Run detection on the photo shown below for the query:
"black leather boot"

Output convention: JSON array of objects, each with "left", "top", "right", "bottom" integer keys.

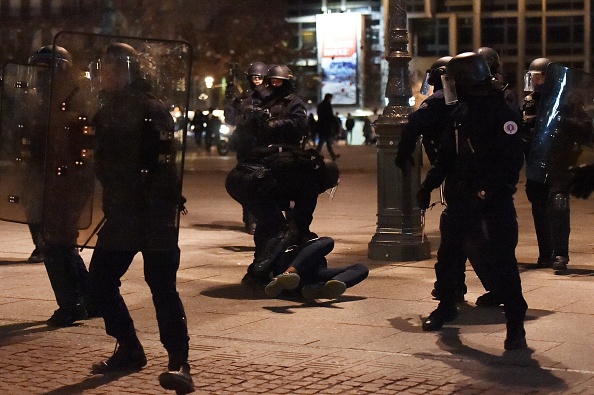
[
  {"left": 159, "top": 359, "right": 195, "bottom": 394},
  {"left": 504, "top": 321, "right": 527, "bottom": 350},
  {"left": 91, "top": 341, "right": 147, "bottom": 374},
  {"left": 422, "top": 303, "right": 458, "bottom": 331}
]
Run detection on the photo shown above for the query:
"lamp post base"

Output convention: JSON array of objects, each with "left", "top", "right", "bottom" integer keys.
[{"left": 368, "top": 233, "right": 431, "bottom": 261}]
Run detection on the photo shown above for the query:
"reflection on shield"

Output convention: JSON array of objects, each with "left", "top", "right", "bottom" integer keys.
[
  {"left": 42, "top": 31, "right": 192, "bottom": 251},
  {"left": 0, "top": 63, "right": 50, "bottom": 224},
  {"left": 526, "top": 63, "right": 594, "bottom": 184}
]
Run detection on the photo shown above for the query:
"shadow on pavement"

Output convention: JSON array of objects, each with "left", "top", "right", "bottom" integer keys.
[
  {"left": 40, "top": 371, "right": 133, "bottom": 395},
  {"left": 387, "top": 309, "right": 566, "bottom": 391},
  {"left": 0, "top": 320, "right": 58, "bottom": 345},
  {"left": 388, "top": 305, "right": 554, "bottom": 331},
  {"left": 263, "top": 295, "right": 367, "bottom": 314},
  {"left": 200, "top": 283, "right": 268, "bottom": 300},
  {"left": 191, "top": 222, "right": 246, "bottom": 233},
  {"left": 221, "top": 245, "right": 255, "bottom": 253},
  {"left": 436, "top": 327, "right": 568, "bottom": 392},
  {"left": 0, "top": 259, "right": 36, "bottom": 266}
]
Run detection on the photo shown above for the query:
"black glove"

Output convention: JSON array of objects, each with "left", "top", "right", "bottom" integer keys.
[
  {"left": 416, "top": 187, "right": 432, "bottom": 210},
  {"left": 395, "top": 152, "right": 415, "bottom": 170},
  {"left": 266, "top": 119, "right": 283, "bottom": 130}
]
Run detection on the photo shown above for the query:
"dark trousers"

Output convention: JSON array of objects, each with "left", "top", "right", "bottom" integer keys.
[
  {"left": 273, "top": 237, "right": 369, "bottom": 288},
  {"left": 89, "top": 247, "right": 189, "bottom": 357},
  {"left": 526, "top": 178, "right": 570, "bottom": 259},
  {"left": 436, "top": 200, "right": 527, "bottom": 323},
  {"left": 316, "top": 135, "right": 338, "bottom": 160},
  {"left": 43, "top": 245, "right": 89, "bottom": 310},
  {"left": 435, "top": 207, "right": 491, "bottom": 294},
  {"left": 526, "top": 179, "right": 553, "bottom": 261}
]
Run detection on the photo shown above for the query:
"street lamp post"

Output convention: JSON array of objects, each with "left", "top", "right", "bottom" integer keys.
[{"left": 368, "top": 0, "right": 431, "bottom": 261}]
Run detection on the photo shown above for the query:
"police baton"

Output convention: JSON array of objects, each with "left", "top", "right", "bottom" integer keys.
[{"left": 79, "top": 215, "right": 106, "bottom": 251}]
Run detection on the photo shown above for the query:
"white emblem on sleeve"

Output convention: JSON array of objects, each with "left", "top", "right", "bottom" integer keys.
[{"left": 503, "top": 121, "right": 518, "bottom": 135}]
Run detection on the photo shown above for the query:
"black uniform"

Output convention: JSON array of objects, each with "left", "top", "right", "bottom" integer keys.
[
  {"left": 39, "top": 67, "right": 94, "bottom": 326},
  {"left": 232, "top": 86, "right": 268, "bottom": 232},
  {"left": 522, "top": 92, "right": 554, "bottom": 266},
  {"left": 396, "top": 89, "right": 451, "bottom": 166},
  {"left": 226, "top": 145, "right": 331, "bottom": 280},
  {"left": 256, "top": 88, "right": 307, "bottom": 148},
  {"left": 234, "top": 86, "right": 268, "bottom": 163},
  {"left": 420, "top": 90, "right": 527, "bottom": 332},
  {"left": 397, "top": 90, "right": 493, "bottom": 302},
  {"left": 88, "top": 83, "right": 189, "bottom": 365}
]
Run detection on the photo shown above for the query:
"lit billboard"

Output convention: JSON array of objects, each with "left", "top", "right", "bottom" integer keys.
[{"left": 316, "top": 13, "right": 362, "bottom": 105}]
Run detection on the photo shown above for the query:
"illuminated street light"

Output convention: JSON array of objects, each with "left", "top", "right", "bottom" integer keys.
[{"left": 204, "top": 76, "right": 214, "bottom": 89}]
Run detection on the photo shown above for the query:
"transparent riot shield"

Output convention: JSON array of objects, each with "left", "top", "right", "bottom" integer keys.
[
  {"left": 526, "top": 64, "right": 594, "bottom": 184},
  {"left": 43, "top": 31, "right": 192, "bottom": 250},
  {"left": 0, "top": 63, "right": 51, "bottom": 224}
]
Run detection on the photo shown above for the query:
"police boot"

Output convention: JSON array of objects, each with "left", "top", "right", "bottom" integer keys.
[
  {"left": 159, "top": 356, "right": 195, "bottom": 394},
  {"left": 91, "top": 339, "right": 147, "bottom": 374},
  {"left": 46, "top": 303, "right": 88, "bottom": 327},
  {"left": 475, "top": 291, "right": 504, "bottom": 307},
  {"left": 252, "top": 228, "right": 298, "bottom": 278},
  {"left": 422, "top": 302, "right": 457, "bottom": 331},
  {"left": 552, "top": 256, "right": 569, "bottom": 271},
  {"left": 504, "top": 321, "right": 527, "bottom": 351}
]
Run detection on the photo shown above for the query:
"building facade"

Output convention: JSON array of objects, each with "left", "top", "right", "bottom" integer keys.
[{"left": 288, "top": 0, "right": 593, "bottom": 107}]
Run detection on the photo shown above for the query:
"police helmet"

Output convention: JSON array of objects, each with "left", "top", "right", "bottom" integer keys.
[
  {"left": 476, "top": 47, "right": 501, "bottom": 74},
  {"left": 245, "top": 61, "right": 268, "bottom": 79},
  {"left": 266, "top": 64, "right": 293, "bottom": 81},
  {"left": 28, "top": 45, "right": 72, "bottom": 68},
  {"left": 90, "top": 42, "right": 141, "bottom": 92},
  {"left": 420, "top": 56, "right": 452, "bottom": 94},
  {"left": 528, "top": 57, "right": 552, "bottom": 73},
  {"left": 524, "top": 57, "right": 552, "bottom": 92},
  {"left": 447, "top": 52, "right": 492, "bottom": 88},
  {"left": 104, "top": 42, "right": 139, "bottom": 67}
]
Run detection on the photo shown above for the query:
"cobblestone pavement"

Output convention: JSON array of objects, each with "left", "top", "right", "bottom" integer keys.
[{"left": 0, "top": 145, "right": 593, "bottom": 394}]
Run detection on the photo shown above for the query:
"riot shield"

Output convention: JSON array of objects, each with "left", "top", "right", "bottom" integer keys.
[
  {"left": 42, "top": 31, "right": 192, "bottom": 250},
  {"left": 0, "top": 63, "right": 51, "bottom": 224},
  {"left": 526, "top": 63, "right": 594, "bottom": 183}
]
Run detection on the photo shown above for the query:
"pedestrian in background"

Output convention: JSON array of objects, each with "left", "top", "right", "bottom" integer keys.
[
  {"left": 316, "top": 93, "right": 340, "bottom": 160},
  {"left": 362, "top": 116, "right": 375, "bottom": 145},
  {"left": 344, "top": 113, "right": 354, "bottom": 145}
]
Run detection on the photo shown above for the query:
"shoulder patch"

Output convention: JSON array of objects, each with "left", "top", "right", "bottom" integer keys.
[
  {"left": 419, "top": 102, "right": 429, "bottom": 110},
  {"left": 503, "top": 121, "right": 518, "bottom": 135}
]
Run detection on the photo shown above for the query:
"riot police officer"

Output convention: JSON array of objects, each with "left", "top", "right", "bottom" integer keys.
[
  {"left": 257, "top": 64, "right": 307, "bottom": 147},
  {"left": 522, "top": 58, "right": 554, "bottom": 268},
  {"left": 396, "top": 56, "right": 494, "bottom": 305},
  {"left": 417, "top": 52, "right": 528, "bottom": 350},
  {"left": 86, "top": 42, "right": 194, "bottom": 394},
  {"left": 27, "top": 45, "right": 93, "bottom": 326},
  {"left": 226, "top": 144, "right": 339, "bottom": 284},
  {"left": 235, "top": 61, "right": 269, "bottom": 162},
  {"left": 524, "top": 60, "right": 593, "bottom": 272},
  {"left": 396, "top": 56, "right": 452, "bottom": 168},
  {"left": 233, "top": 61, "right": 269, "bottom": 233},
  {"left": 477, "top": 46, "right": 519, "bottom": 109}
]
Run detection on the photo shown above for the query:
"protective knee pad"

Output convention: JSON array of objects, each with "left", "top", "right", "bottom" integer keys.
[{"left": 550, "top": 193, "right": 569, "bottom": 212}]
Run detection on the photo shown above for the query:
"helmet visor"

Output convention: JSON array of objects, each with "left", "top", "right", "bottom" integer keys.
[
  {"left": 441, "top": 75, "right": 457, "bottom": 105},
  {"left": 524, "top": 70, "right": 545, "bottom": 92},
  {"left": 420, "top": 71, "right": 432, "bottom": 95},
  {"left": 89, "top": 55, "right": 135, "bottom": 93}
]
